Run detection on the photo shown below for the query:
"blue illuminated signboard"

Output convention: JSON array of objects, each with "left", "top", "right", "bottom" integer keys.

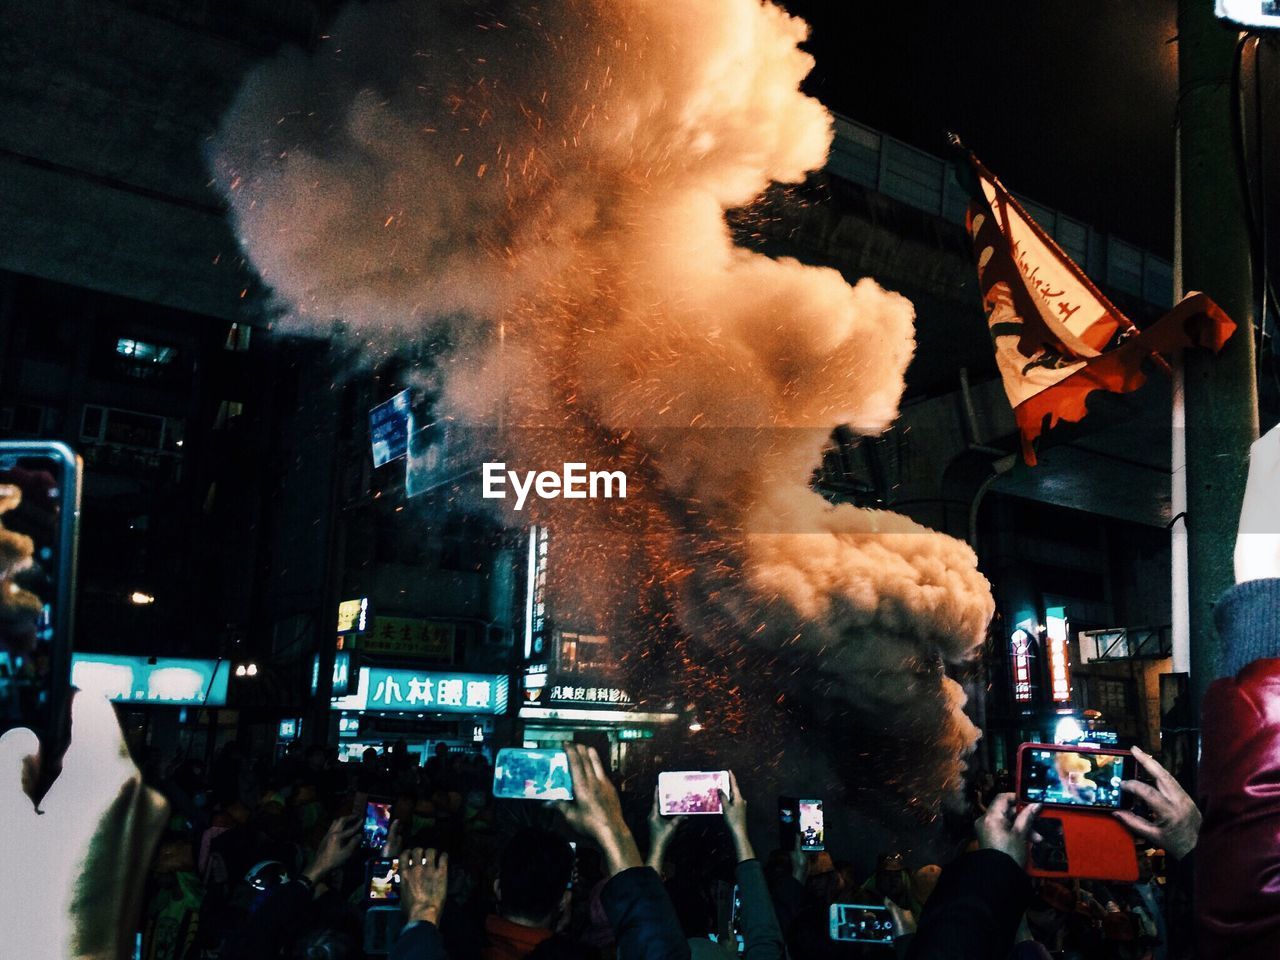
[
  {"left": 369, "top": 390, "right": 411, "bottom": 467},
  {"left": 331, "top": 667, "right": 509, "bottom": 715},
  {"left": 71, "top": 654, "right": 231, "bottom": 706},
  {"left": 311, "top": 651, "right": 352, "bottom": 697},
  {"left": 278, "top": 718, "right": 300, "bottom": 741}
]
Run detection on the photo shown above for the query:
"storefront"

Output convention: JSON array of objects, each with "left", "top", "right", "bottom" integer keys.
[
  {"left": 330, "top": 665, "right": 511, "bottom": 762},
  {"left": 518, "top": 668, "right": 679, "bottom": 772}
]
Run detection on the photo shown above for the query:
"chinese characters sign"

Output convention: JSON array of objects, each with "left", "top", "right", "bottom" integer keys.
[
  {"left": 524, "top": 526, "right": 549, "bottom": 659},
  {"left": 71, "top": 654, "right": 230, "bottom": 706},
  {"left": 1010, "top": 628, "right": 1033, "bottom": 704},
  {"left": 369, "top": 389, "right": 411, "bottom": 467},
  {"left": 1046, "top": 607, "right": 1072, "bottom": 704},
  {"left": 331, "top": 667, "right": 508, "bottom": 715},
  {"left": 548, "top": 684, "right": 633, "bottom": 707},
  {"left": 363, "top": 616, "right": 455, "bottom": 661}
]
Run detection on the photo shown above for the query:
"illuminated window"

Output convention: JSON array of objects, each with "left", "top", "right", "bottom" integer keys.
[
  {"left": 114, "top": 338, "right": 178, "bottom": 382},
  {"left": 224, "top": 323, "right": 252, "bottom": 352}
]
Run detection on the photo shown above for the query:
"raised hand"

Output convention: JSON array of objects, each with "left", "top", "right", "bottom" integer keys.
[
  {"left": 553, "top": 743, "right": 642, "bottom": 876},
  {"left": 976, "top": 793, "right": 1042, "bottom": 868},
  {"left": 718, "top": 770, "right": 754, "bottom": 862},
  {"left": 400, "top": 847, "right": 449, "bottom": 927},
  {"left": 1113, "top": 746, "right": 1201, "bottom": 860},
  {"left": 382, "top": 818, "right": 404, "bottom": 859},
  {"left": 646, "top": 786, "right": 685, "bottom": 873},
  {"left": 302, "top": 814, "right": 362, "bottom": 887}
]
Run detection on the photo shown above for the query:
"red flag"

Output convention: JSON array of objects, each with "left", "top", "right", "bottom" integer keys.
[{"left": 962, "top": 152, "right": 1236, "bottom": 464}]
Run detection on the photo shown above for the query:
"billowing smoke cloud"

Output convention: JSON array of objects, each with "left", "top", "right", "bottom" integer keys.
[{"left": 213, "top": 0, "right": 994, "bottom": 809}]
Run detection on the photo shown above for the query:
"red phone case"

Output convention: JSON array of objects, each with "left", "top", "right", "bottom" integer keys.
[{"left": 1015, "top": 743, "right": 1139, "bottom": 882}]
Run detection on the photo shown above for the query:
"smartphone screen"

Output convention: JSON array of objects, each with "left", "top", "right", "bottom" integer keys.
[
  {"left": 657, "top": 770, "right": 730, "bottom": 815},
  {"left": 829, "top": 903, "right": 895, "bottom": 944},
  {"left": 1019, "top": 747, "right": 1131, "bottom": 809},
  {"left": 367, "top": 857, "right": 400, "bottom": 902},
  {"left": 798, "top": 799, "right": 825, "bottom": 851},
  {"left": 0, "top": 443, "right": 81, "bottom": 765},
  {"left": 492, "top": 747, "right": 574, "bottom": 800},
  {"left": 363, "top": 800, "right": 392, "bottom": 848}
]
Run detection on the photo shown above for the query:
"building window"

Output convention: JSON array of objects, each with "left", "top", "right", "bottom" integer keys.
[
  {"left": 81, "top": 404, "right": 181, "bottom": 453},
  {"left": 115, "top": 338, "right": 177, "bottom": 380},
  {"left": 1094, "top": 679, "right": 1128, "bottom": 715},
  {"left": 213, "top": 400, "right": 244, "bottom": 430},
  {"left": 224, "top": 323, "right": 252, "bottom": 352},
  {"left": 557, "top": 632, "right": 612, "bottom": 674}
]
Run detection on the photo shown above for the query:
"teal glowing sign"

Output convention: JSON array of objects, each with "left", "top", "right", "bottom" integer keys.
[
  {"left": 71, "top": 654, "right": 230, "bottom": 706},
  {"left": 331, "top": 667, "right": 508, "bottom": 715}
]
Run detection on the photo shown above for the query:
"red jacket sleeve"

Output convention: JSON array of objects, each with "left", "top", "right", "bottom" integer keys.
[{"left": 1196, "top": 579, "right": 1280, "bottom": 959}]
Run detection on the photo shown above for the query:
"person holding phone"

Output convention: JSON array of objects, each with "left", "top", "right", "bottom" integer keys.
[
  {"left": 647, "top": 770, "right": 785, "bottom": 960},
  {"left": 555, "top": 744, "right": 691, "bottom": 960},
  {"left": 718, "top": 772, "right": 786, "bottom": 960},
  {"left": 1196, "top": 422, "right": 1280, "bottom": 959}
]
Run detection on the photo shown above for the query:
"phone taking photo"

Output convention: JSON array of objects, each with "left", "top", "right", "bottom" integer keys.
[
  {"left": 798, "top": 798, "right": 825, "bottom": 851},
  {"left": 829, "top": 903, "right": 895, "bottom": 944},
  {"left": 0, "top": 442, "right": 82, "bottom": 792},
  {"left": 657, "top": 770, "right": 730, "bottom": 816},
  {"left": 492, "top": 747, "right": 574, "bottom": 800},
  {"left": 366, "top": 857, "right": 400, "bottom": 902},
  {"left": 1017, "top": 744, "right": 1135, "bottom": 810},
  {"left": 363, "top": 799, "right": 392, "bottom": 849}
]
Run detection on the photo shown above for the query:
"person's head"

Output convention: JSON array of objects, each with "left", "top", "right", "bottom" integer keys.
[
  {"left": 306, "top": 746, "right": 326, "bottom": 771},
  {"left": 875, "top": 852, "right": 907, "bottom": 898},
  {"left": 495, "top": 828, "right": 575, "bottom": 928},
  {"left": 434, "top": 742, "right": 449, "bottom": 759},
  {"left": 911, "top": 864, "right": 942, "bottom": 905}
]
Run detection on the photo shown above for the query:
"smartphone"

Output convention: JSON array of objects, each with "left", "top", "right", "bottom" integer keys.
[
  {"left": 492, "top": 747, "right": 574, "bottom": 800},
  {"left": 730, "top": 883, "right": 745, "bottom": 955},
  {"left": 363, "top": 799, "right": 392, "bottom": 848},
  {"left": 829, "top": 903, "right": 896, "bottom": 944},
  {"left": 0, "top": 443, "right": 82, "bottom": 788},
  {"left": 798, "top": 798, "right": 825, "bottom": 851},
  {"left": 1017, "top": 743, "right": 1134, "bottom": 810},
  {"left": 366, "top": 857, "right": 400, "bottom": 903},
  {"left": 657, "top": 770, "right": 730, "bottom": 816}
]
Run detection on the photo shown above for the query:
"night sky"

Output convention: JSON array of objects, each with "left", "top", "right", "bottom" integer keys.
[{"left": 782, "top": 0, "right": 1276, "bottom": 264}]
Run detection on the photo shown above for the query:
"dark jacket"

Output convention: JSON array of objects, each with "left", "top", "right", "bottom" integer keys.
[
  {"left": 392, "top": 919, "right": 451, "bottom": 960},
  {"left": 1196, "top": 578, "right": 1280, "bottom": 959},
  {"left": 600, "top": 866, "right": 692, "bottom": 960},
  {"left": 905, "top": 849, "right": 1031, "bottom": 960},
  {"left": 734, "top": 859, "right": 786, "bottom": 960},
  {"left": 221, "top": 880, "right": 347, "bottom": 959},
  {"left": 392, "top": 866, "right": 687, "bottom": 960}
]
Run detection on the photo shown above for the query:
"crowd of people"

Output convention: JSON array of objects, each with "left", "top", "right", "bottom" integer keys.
[
  {"left": 8, "top": 419, "right": 1280, "bottom": 960},
  {"left": 12, "top": 726, "right": 1201, "bottom": 960}
]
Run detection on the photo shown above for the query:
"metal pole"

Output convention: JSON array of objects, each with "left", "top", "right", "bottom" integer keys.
[
  {"left": 1178, "top": 0, "right": 1258, "bottom": 715},
  {"left": 1171, "top": 129, "right": 1190, "bottom": 677}
]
